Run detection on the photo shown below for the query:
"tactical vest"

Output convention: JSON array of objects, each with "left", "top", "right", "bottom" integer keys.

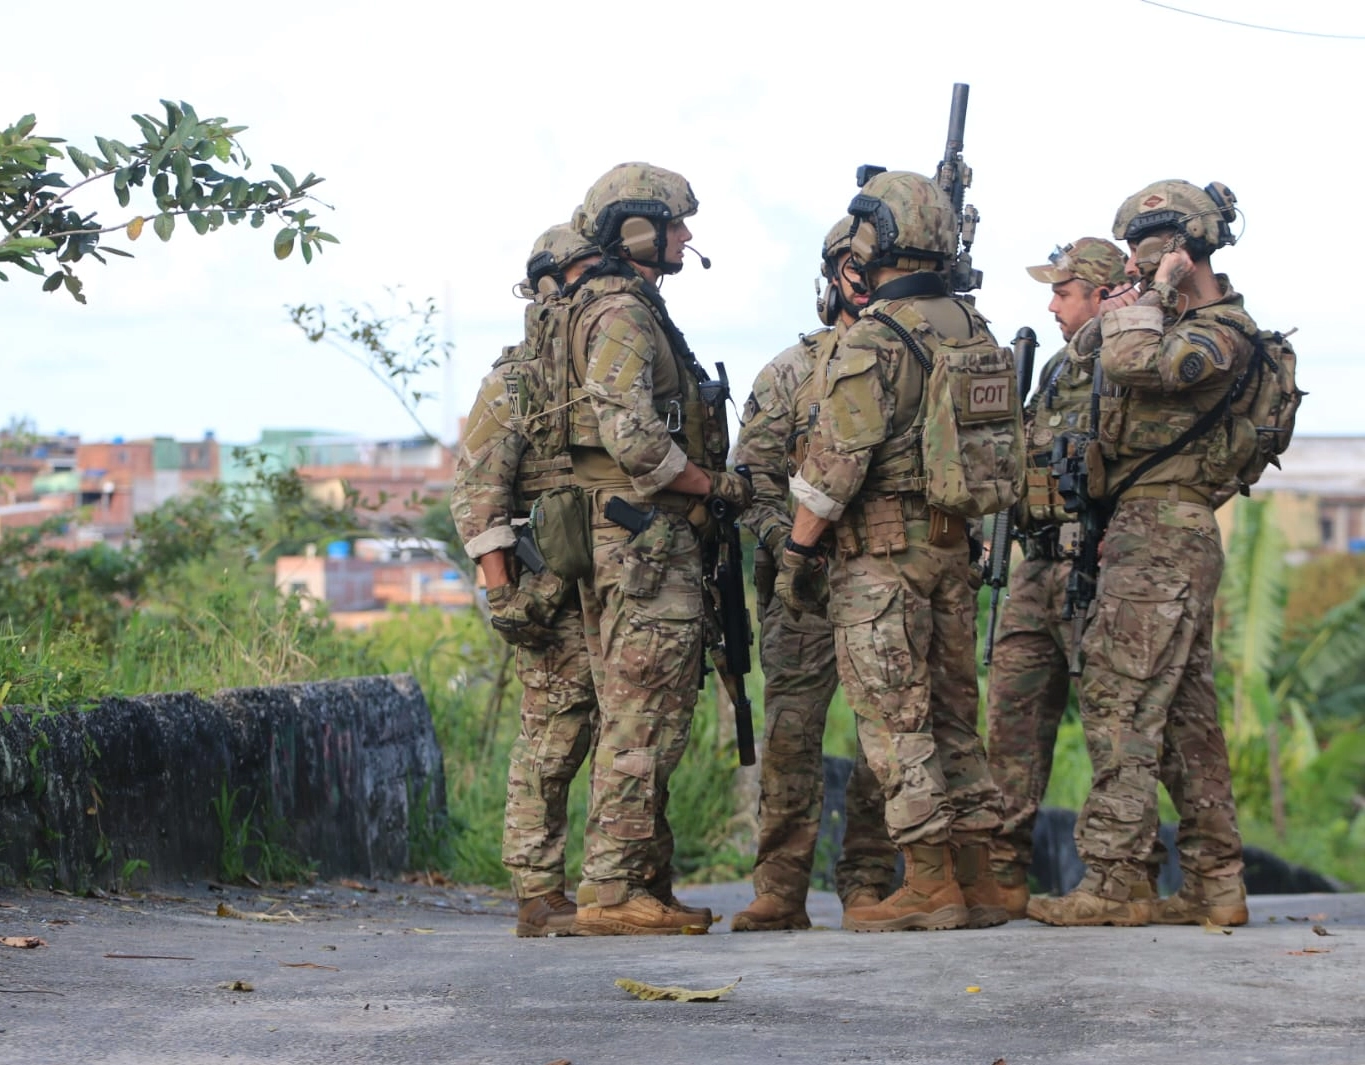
[
  {"left": 1096, "top": 291, "right": 1256, "bottom": 497},
  {"left": 856, "top": 293, "right": 990, "bottom": 495},
  {"left": 566, "top": 272, "right": 729, "bottom": 487},
  {"left": 487, "top": 319, "right": 575, "bottom": 507},
  {"left": 785, "top": 328, "right": 834, "bottom": 477},
  {"left": 1023, "top": 335, "right": 1097, "bottom": 527}
]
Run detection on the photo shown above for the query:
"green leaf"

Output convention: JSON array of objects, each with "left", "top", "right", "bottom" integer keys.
[
  {"left": 152, "top": 172, "right": 169, "bottom": 201},
  {"left": 313, "top": 231, "right": 340, "bottom": 245},
  {"left": 207, "top": 209, "right": 224, "bottom": 228},
  {"left": 273, "top": 228, "right": 295, "bottom": 260},
  {"left": 131, "top": 113, "right": 161, "bottom": 145},
  {"left": 270, "top": 164, "right": 298, "bottom": 193},
  {"left": 42, "top": 271, "right": 64, "bottom": 292},
  {"left": 153, "top": 213, "right": 175, "bottom": 241},
  {"left": 250, "top": 210, "right": 264, "bottom": 229},
  {"left": 188, "top": 211, "right": 209, "bottom": 235},
  {"left": 213, "top": 137, "right": 231, "bottom": 162},
  {"left": 95, "top": 136, "right": 117, "bottom": 164},
  {"left": 115, "top": 183, "right": 131, "bottom": 209},
  {"left": 173, "top": 152, "right": 192, "bottom": 194},
  {"left": 68, "top": 147, "right": 94, "bottom": 177},
  {"left": 113, "top": 167, "right": 129, "bottom": 191},
  {"left": 64, "top": 273, "right": 86, "bottom": 304},
  {"left": 301, "top": 240, "right": 313, "bottom": 264}
]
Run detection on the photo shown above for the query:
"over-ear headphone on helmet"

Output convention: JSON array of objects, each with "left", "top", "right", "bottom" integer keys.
[
  {"left": 1203, "top": 182, "right": 1238, "bottom": 250},
  {"left": 815, "top": 260, "right": 844, "bottom": 326}
]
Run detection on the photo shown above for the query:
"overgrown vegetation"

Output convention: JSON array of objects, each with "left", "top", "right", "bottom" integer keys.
[{"left": 2, "top": 459, "right": 1362, "bottom": 891}]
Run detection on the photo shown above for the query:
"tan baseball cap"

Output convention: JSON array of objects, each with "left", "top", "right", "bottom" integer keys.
[{"left": 1026, "top": 237, "right": 1127, "bottom": 288}]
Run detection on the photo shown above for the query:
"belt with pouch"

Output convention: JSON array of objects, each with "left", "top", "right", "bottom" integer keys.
[{"left": 1121, "top": 483, "right": 1211, "bottom": 507}]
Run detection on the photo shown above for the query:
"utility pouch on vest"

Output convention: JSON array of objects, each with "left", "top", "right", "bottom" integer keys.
[
  {"left": 529, "top": 484, "right": 593, "bottom": 582},
  {"left": 1025, "top": 463, "right": 1068, "bottom": 526},
  {"left": 920, "top": 336, "right": 1023, "bottom": 519},
  {"left": 860, "top": 495, "right": 910, "bottom": 556},
  {"left": 927, "top": 506, "right": 967, "bottom": 548}
]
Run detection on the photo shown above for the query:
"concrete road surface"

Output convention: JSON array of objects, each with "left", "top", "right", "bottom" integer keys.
[{"left": 1, "top": 879, "right": 1361, "bottom": 1065}]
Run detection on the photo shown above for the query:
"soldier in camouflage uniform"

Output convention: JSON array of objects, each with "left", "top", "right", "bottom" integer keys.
[
  {"left": 560, "top": 163, "right": 753, "bottom": 936},
  {"left": 1029, "top": 180, "right": 1251, "bottom": 928},
  {"left": 449, "top": 223, "right": 601, "bottom": 936},
  {"left": 986, "top": 237, "right": 1130, "bottom": 918},
  {"left": 730, "top": 217, "right": 897, "bottom": 932},
  {"left": 778, "top": 172, "right": 1009, "bottom": 932}
]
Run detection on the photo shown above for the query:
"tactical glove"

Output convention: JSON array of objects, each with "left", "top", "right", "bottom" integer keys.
[
  {"left": 486, "top": 582, "right": 557, "bottom": 649},
  {"left": 773, "top": 548, "right": 829, "bottom": 619},
  {"left": 707, "top": 471, "right": 754, "bottom": 516}
]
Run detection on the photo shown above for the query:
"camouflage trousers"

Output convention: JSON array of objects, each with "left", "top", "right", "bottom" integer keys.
[
  {"left": 985, "top": 555, "right": 1075, "bottom": 874},
  {"left": 576, "top": 505, "right": 704, "bottom": 908},
  {"left": 502, "top": 587, "right": 597, "bottom": 900},
  {"left": 1076, "top": 497, "right": 1243, "bottom": 897},
  {"left": 752, "top": 593, "right": 896, "bottom": 905},
  {"left": 827, "top": 522, "right": 1003, "bottom": 849}
]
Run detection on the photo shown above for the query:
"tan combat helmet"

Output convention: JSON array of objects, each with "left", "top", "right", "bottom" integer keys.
[
  {"left": 1026, "top": 237, "right": 1128, "bottom": 291},
  {"left": 847, "top": 171, "right": 957, "bottom": 271},
  {"left": 522, "top": 217, "right": 597, "bottom": 298},
  {"left": 1113, "top": 180, "right": 1239, "bottom": 259},
  {"left": 576, "top": 162, "right": 698, "bottom": 274},
  {"left": 816, "top": 214, "right": 858, "bottom": 325}
]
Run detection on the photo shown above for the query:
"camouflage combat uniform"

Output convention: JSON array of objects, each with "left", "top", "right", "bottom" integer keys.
[
  {"left": 449, "top": 308, "right": 597, "bottom": 904},
  {"left": 1070, "top": 278, "right": 1252, "bottom": 903},
  {"left": 792, "top": 278, "right": 1005, "bottom": 860},
  {"left": 735, "top": 326, "right": 896, "bottom": 908},
  {"left": 567, "top": 268, "right": 728, "bottom": 909},
  {"left": 986, "top": 334, "right": 1095, "bottom": 882}
]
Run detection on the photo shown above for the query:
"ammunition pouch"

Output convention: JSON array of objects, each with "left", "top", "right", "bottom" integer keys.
[{"left": 832, "top": 492, "right": 957, "bottom": 559}]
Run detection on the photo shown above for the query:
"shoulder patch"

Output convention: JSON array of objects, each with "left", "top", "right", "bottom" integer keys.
[{"left": 1178, "top": 352, "right": 1205, "bottom": 383}]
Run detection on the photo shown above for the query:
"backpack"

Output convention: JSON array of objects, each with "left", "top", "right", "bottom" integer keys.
[
  {"left": 872, "top": 309, "right": 1025, "bottom": 518},
  {"left": 499, "top": 292, "right": 585, "bottom": 462},
  {"left": 1232, "top": 328, "right": 1303, "bottom": 488}
]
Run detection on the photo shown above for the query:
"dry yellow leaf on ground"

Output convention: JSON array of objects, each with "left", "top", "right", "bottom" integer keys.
[
  {"left": 1201, "top": 918, "right": 1233, "bottom": 935},
  {"left": 614, "top": 977, "right": 740, "bottom": 1002},
  {"left": 216, "top": 902, "right": 302, "bottom": 923},
  {"left": 2, "top": 936, "right": 46, "bottom": 949}
]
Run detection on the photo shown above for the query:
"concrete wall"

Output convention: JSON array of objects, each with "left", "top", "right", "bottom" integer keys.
[{"left": 0, "top": 674, "right": 446, "bottom": 889}]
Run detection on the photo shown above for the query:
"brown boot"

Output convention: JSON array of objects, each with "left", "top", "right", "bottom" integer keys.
[
  {"left": 656, "top": 893, "right": 715, "bottom": 926},
  {"left": 1027, "top": 879, "right": 1154, "bottom": 927},
  {"left": 515, "top": 891, "right": 578, "bottom": 937},
  {"left": 842, "top": 844, "right": 968, "bottom": 932},
  {"left": 955, "top": 844, "right": 1009, "bottom": 929},
  {"left": 572, "top": 890, "right": 709, "bottom": 936},
  {"left": 994, "top": 863, "right": 1031, "bottom": 920},
  {"left": 731, "top": 893, "right": 811, "bottom": 932},
  {"left": 1153, "top": 876, "right": 1248, "bottom": 927}
]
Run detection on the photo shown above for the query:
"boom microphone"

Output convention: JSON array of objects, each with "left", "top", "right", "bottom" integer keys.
[{"left": 685, "top": 244, "right": 711, "bottom": 269}]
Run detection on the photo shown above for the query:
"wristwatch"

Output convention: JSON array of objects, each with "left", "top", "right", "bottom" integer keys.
[{"left": 784, "top": 536, "right": 823, "bottom": 559}]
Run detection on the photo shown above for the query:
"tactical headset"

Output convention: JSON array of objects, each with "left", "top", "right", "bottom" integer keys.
[{"left": 596, "top": 200, "right": 679, "bottom": 274}]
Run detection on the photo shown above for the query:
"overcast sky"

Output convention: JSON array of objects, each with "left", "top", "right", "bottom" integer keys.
[{"left": 7, "top": 0, "right": 1362, "bottom": 447}]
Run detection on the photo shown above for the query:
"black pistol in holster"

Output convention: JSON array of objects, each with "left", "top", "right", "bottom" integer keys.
[
  {"left": 983, "top": 325, "right": 1037, "bottom": 665},
  {"left": 702, "top": 465, "right": 756, "bottom": 767},
  {"left": 513, "top": 523, "right": 548, "bottom": 575}
]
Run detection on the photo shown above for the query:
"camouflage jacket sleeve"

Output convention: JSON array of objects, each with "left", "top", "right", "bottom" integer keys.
[
  {"left": 791, "top": 318, "right": 893, "bottom": 520},
  {"left": 1099, "top": 291, "right": 1253, "bottom": 395},
  {"left": 734, "top": 340, "right": 810, "bottom": 549},
  {"left": 579, "top": 295, "right": 688, "bottom": 494},
  {"left": 449, "top": 357, "right": 527, "bottom": 559}
]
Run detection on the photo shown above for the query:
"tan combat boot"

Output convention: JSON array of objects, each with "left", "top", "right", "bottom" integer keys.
[
  {"left": 994, "top": 863, "right": 1031, "bottom": 920},
  {"left": 731, "top": 893, "right": 811, "bottom": 932},
  {"left": 1027, "top": 878, "right": 1155, "bottom": 927},
  {"left": 1153, "top": 876, "right": 1248, "bottom": 927},
  {"left": 842, "top": 844, "right": 969, "bottom": 932},
  {"left": 955, "top": 843, "right": 1009, "bottom": 928},
  {"left": 648, "top": 887, "right": 714, "bottom": 927},
  {"left": 515, "top": 890, "right": 578, "bottom": 937},
  {"left": 572, "top": 890, "right": 709, "bottom": 936}
]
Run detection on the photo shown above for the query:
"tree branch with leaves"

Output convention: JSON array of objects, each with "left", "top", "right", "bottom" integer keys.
[{"left": 1, "top": 100, "right": 337, "bottom": 303}]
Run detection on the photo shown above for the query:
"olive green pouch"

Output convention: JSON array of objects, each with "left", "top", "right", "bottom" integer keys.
[{"left": 529, "top": 484, "right": 593, "bottom": 582}]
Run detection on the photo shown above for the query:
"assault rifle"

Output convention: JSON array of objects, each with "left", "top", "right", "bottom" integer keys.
[
  {"left": 1051, "top": 362, "right": 1111, "bottom": 675},
  {"left": 983, "top": 326, "right": 1037, "bottom": 665},
  {"left": 935, "top": 82, "right": 983, "bottom": 297},
  {"left": 704, "top": 465, "right": 756, "bottom": 767}
]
